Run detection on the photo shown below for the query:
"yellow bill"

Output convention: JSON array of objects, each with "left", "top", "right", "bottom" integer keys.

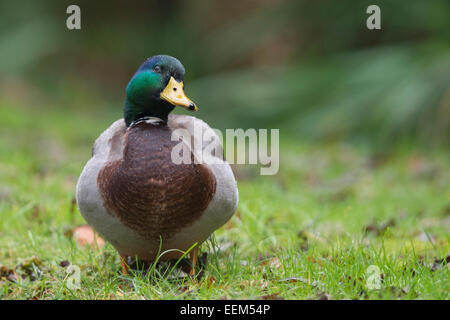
[{"left": 160, "top": 76, "right": 198, "bottom": 111}]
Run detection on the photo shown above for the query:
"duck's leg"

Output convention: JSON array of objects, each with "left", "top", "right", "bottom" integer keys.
[
  {"left": 189, "top": 246, "right": 199, "bottom": 277},
  {"left": 119, "top": 254, "right": 128, "bottom": 275}
]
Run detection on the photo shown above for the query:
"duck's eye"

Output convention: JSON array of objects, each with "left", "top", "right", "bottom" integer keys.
[{"left": 153, "top": 65, "right": 161, "bottom": 73}]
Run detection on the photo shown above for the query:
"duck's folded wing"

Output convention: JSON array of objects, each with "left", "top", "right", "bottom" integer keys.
[
  {"left": 91, "top": 119, "right": 127, "bottom": 162},
  {"left": 76, "top": 119, "right": 127, "bottom": 220}
]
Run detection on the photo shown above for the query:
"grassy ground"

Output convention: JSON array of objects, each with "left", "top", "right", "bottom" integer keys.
[{"left": 0, "top": 97, "right": 449, "bottom": 300}]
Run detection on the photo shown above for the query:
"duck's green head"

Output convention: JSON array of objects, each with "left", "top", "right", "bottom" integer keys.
[{"left": 124, "top": 55, "right": 197, "bottom": 126}]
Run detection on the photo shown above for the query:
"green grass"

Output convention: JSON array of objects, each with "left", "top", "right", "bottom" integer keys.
[{"left": 0, "top": 99, "right": 449, "bottom": 300}]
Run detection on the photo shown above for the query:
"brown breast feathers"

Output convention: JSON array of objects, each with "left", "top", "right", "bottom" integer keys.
[{"left": 97, "top": 121, "right": 216, "bottom": 241}]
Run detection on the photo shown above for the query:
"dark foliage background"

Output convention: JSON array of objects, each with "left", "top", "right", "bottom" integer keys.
[{"left": 1, "top": 0, "right": 449, "bottom": 146}]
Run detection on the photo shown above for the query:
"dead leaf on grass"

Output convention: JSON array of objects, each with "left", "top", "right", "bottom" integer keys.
[
  {"left": 260, "top": 292, "right": 284, "bottom": 300},
  {"left": 73, "top": 225, "right": 105, "bottom": 248}
]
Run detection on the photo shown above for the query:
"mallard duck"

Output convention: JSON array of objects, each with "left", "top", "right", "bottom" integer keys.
[{"left": 76, "top": 55, "right": 238, "bottom": 275}]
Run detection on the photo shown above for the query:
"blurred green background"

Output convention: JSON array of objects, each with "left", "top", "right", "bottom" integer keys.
[
  {"left": 1, "top": 0, "right": 449, "bottom": 147},
  {"left": 0, "top": 0, "right": 449, "bottom": 300}
]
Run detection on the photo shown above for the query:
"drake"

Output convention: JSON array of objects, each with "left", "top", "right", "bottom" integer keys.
[{"left": 76, "top": 55, "right": 238, "bottom": 275}]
